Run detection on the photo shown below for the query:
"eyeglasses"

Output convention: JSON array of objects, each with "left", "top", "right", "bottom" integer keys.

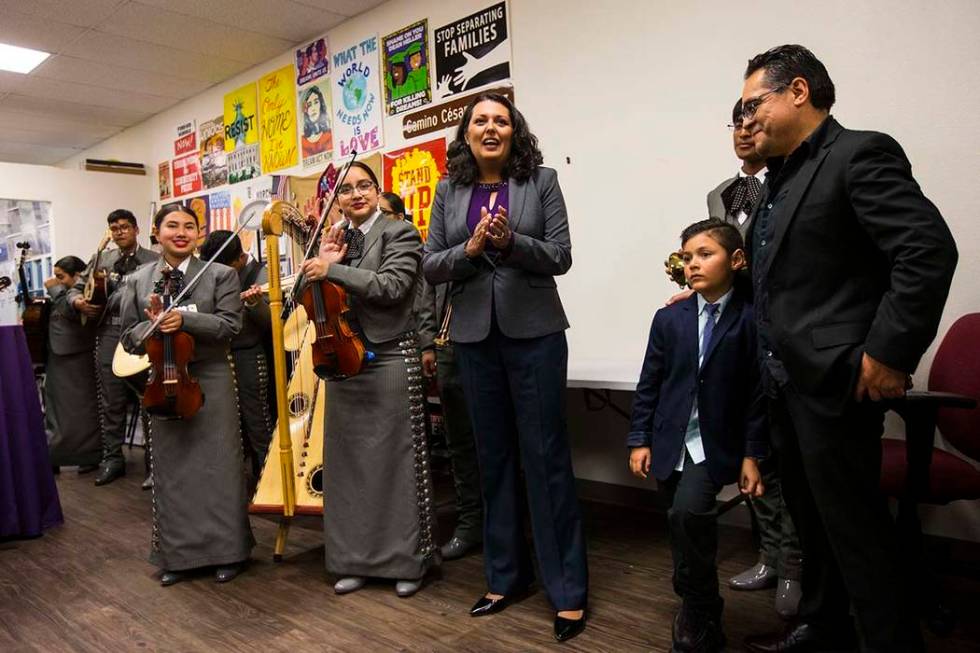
[
  {"left": 378, "top": 208, "right": 397, "bottom": 217},
  {"left": 109, "top": 224, "right": 134, "bottom": 234},
  {"left": 740, "top": 85, "right": 787, "bottom": 122},
  {"left": 337, "top": 180, "right": 377, "bottom": 197},
  {"left": 726, "top": 121, "right": 745, "bottom": 132}
]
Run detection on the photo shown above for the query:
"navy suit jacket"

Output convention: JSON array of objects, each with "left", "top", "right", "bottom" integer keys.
[{"left": 627, "top": 289, "right": 768, "bottom": 486}]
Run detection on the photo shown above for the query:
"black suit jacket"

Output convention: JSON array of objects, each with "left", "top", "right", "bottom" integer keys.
[
  {"left": 627, "top": 290, "right": 767, "bottom": 486},
  {"left": 748, "top": 117, "right": 957, "bottom": 403}
]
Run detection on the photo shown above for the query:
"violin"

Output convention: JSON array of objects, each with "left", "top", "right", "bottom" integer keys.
[
  {"left": 142, "top": 271, "right": 204, "bottom": 420},
  {"left": 290, "top": 154, "right": 370, "bottom": 381}
]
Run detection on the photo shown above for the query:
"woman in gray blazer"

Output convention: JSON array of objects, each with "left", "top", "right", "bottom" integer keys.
[
  {"left": 423, "top": 93, "right": 588, "bottom": 642},
  {"left": 44, "top": 255, "right": 100, "bottom": 472}
]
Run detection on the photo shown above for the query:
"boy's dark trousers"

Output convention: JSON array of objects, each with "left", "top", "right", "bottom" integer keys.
[{"left": 665, "top": 452, "right": 723, "bottom": 617}]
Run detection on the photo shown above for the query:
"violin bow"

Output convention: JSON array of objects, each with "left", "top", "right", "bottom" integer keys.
[{"left": 289, "top": 151, "right": 358, "bottom": 304}]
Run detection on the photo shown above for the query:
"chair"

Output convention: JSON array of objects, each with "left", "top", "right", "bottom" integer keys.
[{"left": 882, "top": 312, "right": 980, "bottom": 634}]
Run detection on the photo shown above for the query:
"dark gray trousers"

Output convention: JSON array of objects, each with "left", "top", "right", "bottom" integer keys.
[
  {"left": 436, "top": 344, "right": 482, "bottom": 542},
  {"left": 664, "top": 453, "right": 723, "bottom": 616},
  {"left": 749, "top": 456, "right": 803, "bottom": 580}
]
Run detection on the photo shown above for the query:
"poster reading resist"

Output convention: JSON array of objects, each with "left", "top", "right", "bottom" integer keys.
[
  {"left": 260, "top": 65, "right": 299, "bottom": 174},
  {"left": 224, "top": 82, "right": 261, "bottom": 184},
  {"left": 332, "top": 35, "right": 385, "bottom": 157},
  {"left": 382, "top": 20, "right": 431, "bottom": 115},
  {"left": 298, "top": 79, "right": 333, "bottom": 170},
  {"left": 434, "top": 2, "right": 510, "bottom": 99},
  {"left": 382, "top": 139, "right": 447, "bottom": 242}
]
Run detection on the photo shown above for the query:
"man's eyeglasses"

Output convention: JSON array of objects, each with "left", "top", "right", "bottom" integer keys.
[
  {"left": 109, "top": 224, "right": 134, "bottom": 234},
  {"left": 337, "top": 180, "right": 377, "bottom": 197},
  {"left": 726, "top": 121, "right": 746, "bottom": 132},
  {"left": 740, "top": 85, "right": 786, "bottom": 122}
]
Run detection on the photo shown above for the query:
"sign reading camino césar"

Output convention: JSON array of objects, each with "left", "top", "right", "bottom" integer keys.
[{"left": 401, "top": 85, "right": 513, "bottom": 139}]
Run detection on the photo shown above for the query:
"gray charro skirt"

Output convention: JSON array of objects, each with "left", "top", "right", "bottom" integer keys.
[
  {"left": 322, "top": 331, "right": 440, "bottom": 580},
  {"left": 147, "top": 353, "right": 255, "bottom": 571}
]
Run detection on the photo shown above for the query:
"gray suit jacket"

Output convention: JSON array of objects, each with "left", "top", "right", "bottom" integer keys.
[
  {"left": 66, "top": 245, "right": 159, "bottom": 329},
  {"left": 234, "top": 260, "right": 270, "bottom": 350},
  {"left": 422, "top": 166, "right": 572, "bottom": 343},
  {"left": 325, "top": 216, "right": 423, "bottom": 344},
  {"left": 46, "top": 284, "right": 96, "bottom": 356},
  {"left": 707, "top": 173, "right": 765, "bottom": 239},
  {"left": 119, "top": 257, "right": 243, "bottom": 363}
]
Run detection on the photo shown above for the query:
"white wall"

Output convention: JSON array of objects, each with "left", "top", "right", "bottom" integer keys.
[
  {"left": 59, "top": 0, "right": 980, "bottom": 540},
  {"left": 0, "top": 162, "right": 149, "bottom": 323}
]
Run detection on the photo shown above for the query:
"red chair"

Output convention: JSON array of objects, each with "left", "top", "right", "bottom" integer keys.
[{"left": 882, "top": 312, "right": 980, "bottom": 634}]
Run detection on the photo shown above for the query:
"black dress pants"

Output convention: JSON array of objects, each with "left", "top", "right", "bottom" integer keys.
[
  {"left": 772, "top": 387, "right": 922, "bottom": 652},
  {"left": 455, "top": 325, "right": 588, "bottom": 611},
  {"left": 663, "top": 453, "right": 723, "bottom": 617}
]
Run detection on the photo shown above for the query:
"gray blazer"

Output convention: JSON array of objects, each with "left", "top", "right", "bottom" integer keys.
[
  {"left": 66, "top": 245, "right": 159, "bottom": 328},
  {"left": 234, "top": 260, "right": 271, "bottom": 350},
  {"left": 422, "top": 166, "right": 572, "bottom": 343},
  {"left": 46, "top": 284, "right": 96, "bottom": 356},
  {"left": 707, "top": 173, "right": 764, "bottom": 239},
  {"left": 325, "top": 215, "right": 423, "bottom": 344},
  {"left": 118, "top": 257, "right": 243, "bottom": 363}
]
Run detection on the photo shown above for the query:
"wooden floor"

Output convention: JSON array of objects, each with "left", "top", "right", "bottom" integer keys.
[{"left": 2, "top": 449, "right": 978, "bottom": 653}]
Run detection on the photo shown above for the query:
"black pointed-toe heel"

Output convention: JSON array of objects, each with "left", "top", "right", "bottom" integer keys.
[
  {"left": 554, "top": 606, "right": 588, "bottom": 642},
  {"left": 469, "top": 586, "right": 532, "bottom": 617}
]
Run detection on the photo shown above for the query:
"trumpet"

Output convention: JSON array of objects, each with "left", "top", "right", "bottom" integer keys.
[{"left": 665, "top": 251, "right": 687, "bottom": 289}]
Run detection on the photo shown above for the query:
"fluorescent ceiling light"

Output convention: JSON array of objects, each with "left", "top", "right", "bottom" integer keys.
[{"left": 0, "top": 43, "right": 50, "bottom": 74}]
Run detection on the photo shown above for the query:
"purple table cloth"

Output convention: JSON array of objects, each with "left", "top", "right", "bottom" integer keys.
[{"left": 0, "top": 325, "right": 63, "bottom": 538}]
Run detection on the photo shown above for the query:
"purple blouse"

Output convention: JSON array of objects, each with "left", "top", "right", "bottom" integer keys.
[{"left": 467, "top": 182, "right": 509, "bottom": 251}]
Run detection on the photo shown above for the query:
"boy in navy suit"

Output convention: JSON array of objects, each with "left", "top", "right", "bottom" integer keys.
[{"left": 628, "top": 218, "right": 767, "bottom": 653}]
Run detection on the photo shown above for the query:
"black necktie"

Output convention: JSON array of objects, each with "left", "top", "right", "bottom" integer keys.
[{"left": 343, "top": 227, "right": 365, "bottom": 261}]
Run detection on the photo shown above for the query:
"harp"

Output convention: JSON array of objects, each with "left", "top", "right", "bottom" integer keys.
[{"left": 249, "top": 201, "right": 327, "bottom": 560}]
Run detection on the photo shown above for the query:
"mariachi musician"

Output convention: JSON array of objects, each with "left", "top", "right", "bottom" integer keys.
[
  {"left": 299, "top": 161, "right": 440, "bottom": 598},
  {"left": 67, "top": 209, "right": 158, "bottom": 486},
  {"left": 119, "top": 205, "right": 253, "bottom": 586}
]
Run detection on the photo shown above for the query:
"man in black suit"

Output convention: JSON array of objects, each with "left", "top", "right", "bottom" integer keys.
[{"left": 739, "top": 45, "right": 957, "bottom": 652}]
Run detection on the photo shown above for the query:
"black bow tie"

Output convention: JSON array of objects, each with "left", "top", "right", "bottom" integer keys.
[
  {"left": 727, "top": 175, "right": 763, "bottom": 218},
  {"left": 154, "top": 268, "right": 185, "bottom": 298},
  {"left": 343, "top": 227, "right": 365, "bottom": 261},
  {"left": 113, "top": 252, "right": 138, "bottom": 276}
]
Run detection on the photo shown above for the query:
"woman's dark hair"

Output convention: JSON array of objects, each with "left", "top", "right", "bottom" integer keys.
[
  {"left": 302, "top": 86, "right": 331, "bottom": 138},
  {"left": 107, "top": 208, "right": 137, "bottom": 227},
  {"left": 153, "top": 203, "right": 197, "bottom": 230},
  {"left": 199, "top": 230, "right": 242, "bottom": 265},
  {"left": 745, "top": 44, "right": 836, "bottom": 111},
  {"left": 680, "top": 218, "right": 744, "bottom": 255},
  {"left": 54, "top": 255, "right": 86, "bottom": 276},
  {"left": 342, "top": 161, "right": 380, "bottom": 188},
  {"left": 380, "top": 192, "right": 410, "bottom": 220},
  {"left": 446, "top": 93, "right": 543, "bottom": 185}
]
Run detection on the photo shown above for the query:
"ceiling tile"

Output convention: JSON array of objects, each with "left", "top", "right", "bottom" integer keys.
[
  {"left": 33, "top": 54, "right": 211, "bottom": 98},
  {"left": 17, "top": 75, "right": 179, "bottom": 114},
  {"left": 0, "top": 6, "right": 88, "bottom": 53},
  {"left": 291, "top": 0, "right": 387, "bottom": 17},
  {"left": 60, "top": 31, "right": 250, "bottom": 83},
  {"left": 0, "top": 108, "right": 121, "bottom": 138},
  {"left": 0, "top": 70, "right": 27, "bottom": 94},
  {"left": 99, "top": 2, "right": 293, "bottom": 63},
  {"left": 0, "top": 123, "right": 112, "bottom": 149},
  {"left": 0, "top": 140, "right": 87, "bottom": 165},
  {"left": 132, "top": 0, "right": 345, "bottom": 43},
  {"left": 0, "top": 0, "right": 124, "bottom": 29},
  {"left": 0, "top": 93, "right": 152, "bottom": 128}
]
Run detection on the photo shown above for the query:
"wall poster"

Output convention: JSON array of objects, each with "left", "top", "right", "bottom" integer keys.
[
  {"left": 434, "top": 2, "right": 511, "bottom": 99},
  {"left": 224, "top": 81, "right": 261, "bottom": 184},
  {"left": 382, "top": 139, "right": 447, "bottom": 241},
  {"left": 259, "top": 65, "right": 299, "bottom": 174},
  {"left": 158, "top": 161, "right": 172, "bottom": 200},
  {"left": 296, "top": 37, "right": 329, "bottom": 86},
  {"left": 199, "top": 116, "right": 229, "bottom": 189},
  {"left": 298, "top": 79, "right": 333, "bottom": 170},
  {"left": 382, "top": 20, "right": 431, "bottom": 115},
  {"left": 331, "top": 35, "right": 385, "bottom": 157},
  {"left": 172, "top": 153, "right": 203, "bottom": 197}
]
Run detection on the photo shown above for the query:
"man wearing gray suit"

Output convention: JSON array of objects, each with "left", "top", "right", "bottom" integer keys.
[
  {"left": 707, "top": 99, "right": 768, "bottom": 238},
  {"left": 67, "top": 209, "right": 159, "bottom": 486}
]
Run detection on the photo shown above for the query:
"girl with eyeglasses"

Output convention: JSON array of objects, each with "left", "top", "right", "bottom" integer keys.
[{"left": 300, "top": 162, "right": 440, "bottom": 597}]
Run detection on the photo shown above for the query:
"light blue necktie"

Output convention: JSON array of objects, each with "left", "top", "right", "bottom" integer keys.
[{"left": 700, "top": 303, "right": 719, "bottom": 366}]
